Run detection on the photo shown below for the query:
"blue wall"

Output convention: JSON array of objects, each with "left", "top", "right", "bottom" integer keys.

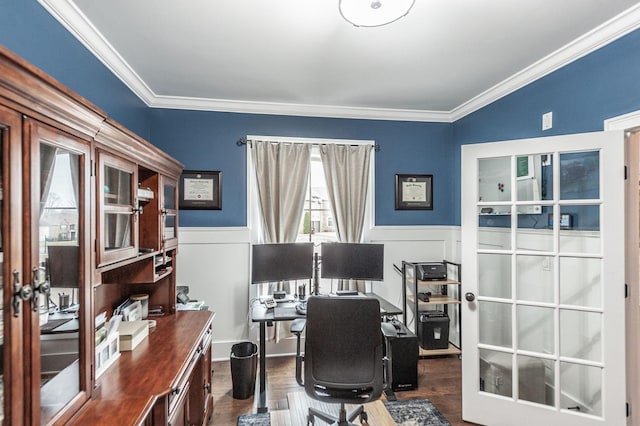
[
  {"left": 3, "top": 1, "right": 640, "bottom": 228},
  {"left": 452, "top": 29, "right": 640, "bottom": 224},
  {"left": 149, "top": 109, "right": 454, "bottom": 227}
]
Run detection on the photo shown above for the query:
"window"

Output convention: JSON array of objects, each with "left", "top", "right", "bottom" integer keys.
[
  {"left": 296, "top": 147, "right": 337, "bottom": 244},
  {"left": 248, "top": 136, "right": 375, "bottom": 295},
  {"left": 40, "top": 151, "right": 79, "bottom": 252}
]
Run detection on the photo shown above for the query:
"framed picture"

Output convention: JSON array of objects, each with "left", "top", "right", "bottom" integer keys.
[
  {"left": 395, "top": 174, "right": 433, "bottom": 210},
  {"left": 179, "top": 170, "right": 222, "bottom": 210}
]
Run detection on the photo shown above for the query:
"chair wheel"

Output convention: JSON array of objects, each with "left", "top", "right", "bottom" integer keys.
[
  {"left": 360, "top": 411, "right": 368, "bottom": 422},
  {"left": 307, "top": 414, "right": 314, "bottom": 425}
]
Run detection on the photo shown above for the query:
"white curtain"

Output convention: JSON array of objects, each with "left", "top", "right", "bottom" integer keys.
[
  {"left": 251, "top": 140, "right": 311, "bottom": 341},
  {"left": 320, "top": 144, "right": 371, "bottom": 292},
  {"left": 251, "top": 140, "right": 311, "bottom": 246}
]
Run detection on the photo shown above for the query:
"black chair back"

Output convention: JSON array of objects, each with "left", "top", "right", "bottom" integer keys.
[{"left": 304, "top": 296, "right": 383, "bottom": 404}]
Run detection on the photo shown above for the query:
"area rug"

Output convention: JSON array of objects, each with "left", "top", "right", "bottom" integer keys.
[
  {"left": 384, "top": 399, "right": 450, "bottom": 426},
  {"left": 236, "top": 412, "right": 270, "bottom": 426},
  {"left": 237, "top": 398, "right": 450, "bottom": 425}
]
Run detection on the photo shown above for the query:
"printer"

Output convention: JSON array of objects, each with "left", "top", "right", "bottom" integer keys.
[{"left": 416, "top": 262, "right": 447, "bottom": 281}]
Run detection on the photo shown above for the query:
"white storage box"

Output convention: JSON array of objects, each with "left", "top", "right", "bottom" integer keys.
[{"left": 117, "top": 320, "right": 149, "bottom": 351}]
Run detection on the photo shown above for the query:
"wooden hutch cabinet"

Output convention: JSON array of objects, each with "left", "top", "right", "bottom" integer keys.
[{"left": 0, "top": 46, "right": 214, "bottom": 425}]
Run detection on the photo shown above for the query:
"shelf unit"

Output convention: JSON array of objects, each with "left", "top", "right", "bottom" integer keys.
[{"left": 402, "top": 260, "right": 462, "bottom": 357}]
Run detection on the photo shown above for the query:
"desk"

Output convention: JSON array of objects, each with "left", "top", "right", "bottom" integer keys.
[
  {"left": 250, "top": 293, "right": 402, "bottom": 413},
  {"left": 69, "top": 311, "right": 214, "bottom": 425}
]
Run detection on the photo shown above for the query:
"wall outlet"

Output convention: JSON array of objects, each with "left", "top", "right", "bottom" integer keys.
[{"left": 542, "top": 111, "right": 553, "bottom": 130}]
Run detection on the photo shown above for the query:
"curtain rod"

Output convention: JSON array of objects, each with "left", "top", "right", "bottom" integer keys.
[{"left": 236, "top": 136, "right": 380, "bottom": 152}]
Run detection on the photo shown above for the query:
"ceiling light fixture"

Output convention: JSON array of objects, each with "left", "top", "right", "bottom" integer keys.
[{"left": 339, "top": 0, "right": 415, "bottom": 27}]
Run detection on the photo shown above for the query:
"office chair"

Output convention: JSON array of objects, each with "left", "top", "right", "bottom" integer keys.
[{"left": 294, "top": 296, "right": 387, "bottom": 426}]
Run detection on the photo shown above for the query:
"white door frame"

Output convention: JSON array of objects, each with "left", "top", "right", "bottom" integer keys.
[{"left": 605, "top": 110, "right": 640, "bottom": 426}]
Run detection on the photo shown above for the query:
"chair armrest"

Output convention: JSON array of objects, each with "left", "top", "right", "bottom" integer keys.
[
  {"left": 291, "top": 319, "right": 306, "bottom": 386},
  {"left": 290, "top": 318, "right": 306, "bottom": 335}
]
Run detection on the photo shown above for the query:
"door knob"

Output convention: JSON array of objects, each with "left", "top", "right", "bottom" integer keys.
[{"left": 465, "top": 292, "right": 476, "bottom": 302}]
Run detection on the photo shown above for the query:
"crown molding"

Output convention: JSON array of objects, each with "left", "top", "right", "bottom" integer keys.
[
  {"left": 149, "top": 94, "right": 452, "bottom": 122},
  {"left": 604, "top": 110, "right": 640, "bottom": 131},
  {"left": 450, "top": 3, "right": 640, "bottom": 121},
  {"left": 38, "top": 0, "right": 158, "bottom": 104},
  {"left": 39, "top": 1, "right": 640, "bottom": 123}
]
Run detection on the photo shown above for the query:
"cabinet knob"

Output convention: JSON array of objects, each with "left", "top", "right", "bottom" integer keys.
[{"left": 13, "top": 270, "right": 34, "bottom": 317}]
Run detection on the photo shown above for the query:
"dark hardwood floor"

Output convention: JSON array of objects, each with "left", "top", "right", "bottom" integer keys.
[{"left": 210, "top": 355, "right": 470, "bottom": 425}]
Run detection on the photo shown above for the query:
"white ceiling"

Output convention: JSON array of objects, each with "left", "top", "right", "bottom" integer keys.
[{"left": 40, "top": 0, "right": 640, "bottom": 122}]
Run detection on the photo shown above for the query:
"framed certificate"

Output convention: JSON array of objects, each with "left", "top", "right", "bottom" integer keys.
[
  {"left": 179, "top": 170, "right": 222, "bottom": 210},
  {"left": 395, "top": 174, "right": 433, "bottom": 210}
]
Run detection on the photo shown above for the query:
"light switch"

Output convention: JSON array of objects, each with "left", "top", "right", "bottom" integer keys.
[{"left": 542, "top": 112, "right": 553, "bottom": 130}]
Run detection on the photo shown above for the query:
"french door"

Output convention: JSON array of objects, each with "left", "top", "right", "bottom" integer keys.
[{"left": 461, "top": 131, "right": 626, "bottom": 425}]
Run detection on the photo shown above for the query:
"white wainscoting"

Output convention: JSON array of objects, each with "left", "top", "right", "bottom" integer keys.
[{"left": 177, "top": 226, "right": 461, "bottom": 361}]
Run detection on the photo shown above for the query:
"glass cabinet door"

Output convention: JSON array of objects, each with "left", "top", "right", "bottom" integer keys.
[
  {"left": 97, "top": 151, "right": 138, "bottom": 266},
  {"left": 27, "top": 119, "right": 92, "bottom": 425},
  {"left": 160, "top": 176, "right": 178, "bottom": 250},
  {"left": 0, "top": 106, "right": 25, "bottom": 425}
]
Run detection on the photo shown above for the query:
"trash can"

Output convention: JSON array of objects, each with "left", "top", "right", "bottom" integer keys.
[{"left": 230, "top": 341, "right": 258, "bottom": 399}]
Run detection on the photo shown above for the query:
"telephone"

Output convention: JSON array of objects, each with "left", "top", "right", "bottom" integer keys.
[{"left": 263, "top": 298, "right": 277, "bottom": 309}]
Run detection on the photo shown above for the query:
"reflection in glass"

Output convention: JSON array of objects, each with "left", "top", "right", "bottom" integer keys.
[
  {"left": 163, "top": 215, "right": 176, "bottom": 240},
  {"left": 478, "top": 206, "right": 511, "bottom": 249},
  {"left": 479, "top": 301, "right": 512, "bottom": 348},
  {"left": 560, "top": 151, "right": 600, "bottom": 200},
  {"left": 560, "top": 309, "right": 601, "bottom": 363},
  {"left": 515, "top": 155, "right": 544, "bottom": 208},
  {"left": 479, "top": 349, "right": 512, "bottom": 398},
  {"left": 478, "top": 253, "right": 511, "bottom": 299},
  {"left": 539, "top": 154, "right": 553, "bottom": 201},
  {"left": 518, "top": 355, "right": 553, "bottom": 406},
  {"left": 516, "top": 205, "right": 553, "bottom": 251},
  {"left": 517, "top": 305, "right": 554, "bottom": 353},
  {"left": 104, "top": 213, "right": 132, "bottom": 249},
  {"left": 478, "top": 157, "right": 511, "bottom": 202},
  {"left": 558, "top": 205, "right": 600, "bottom": 254},
  {"left": 104, "top": 166, "right": 131, "bottom": 205},
  {"left": 560, "top": 362, "right": 602, "bottom": 417},
  {"left": 163, "top": 183, "right": 175, "bottom": 210},
  {"left": 560, "top": 257, "right": 601, "bottom": 308},
  {"left": 516, "top": 255, "right": 554, "bottom": 303},
  {"left": 39, "top": 145, "right": 81, "bottom": 423}
]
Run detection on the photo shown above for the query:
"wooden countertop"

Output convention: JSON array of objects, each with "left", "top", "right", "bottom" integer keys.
[{"left": 68, "top": 310, "right": 214, "bottom": 425}]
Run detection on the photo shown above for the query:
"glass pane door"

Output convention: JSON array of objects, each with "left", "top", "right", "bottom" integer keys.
[
  {"left": 24, "top": 118, "right": 91, "bottom": 425},
  {"left": 462, "top": 132, "right": 625, "bottom": 426},
  {"left": 104, "top": 165, "right": 133, "bottom": 250},
  {"left": 97, "top": 152, "right": 138, "bottom": 266},
  {"left": 39, "top": 144, "right": 82, "bottom": 424},
  {"left": 162, "top": 179, "right": 177, "bottom": 246}
]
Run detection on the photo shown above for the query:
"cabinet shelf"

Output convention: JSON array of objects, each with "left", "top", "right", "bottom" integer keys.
[
  {"left": 416, "top": 279, "right": 460, "bottom": 286},
  {"left": 418, "top": 343, "right": 461, "bottom": 357},
  {"left": 402, "top": 260, "right": 462, "bottom": 358},
  {"left": 407, "top": 295, "right": 461, "bottom": 306},
  {"left": 101, "top": 254, "right": 174, "bottom": 285}
]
